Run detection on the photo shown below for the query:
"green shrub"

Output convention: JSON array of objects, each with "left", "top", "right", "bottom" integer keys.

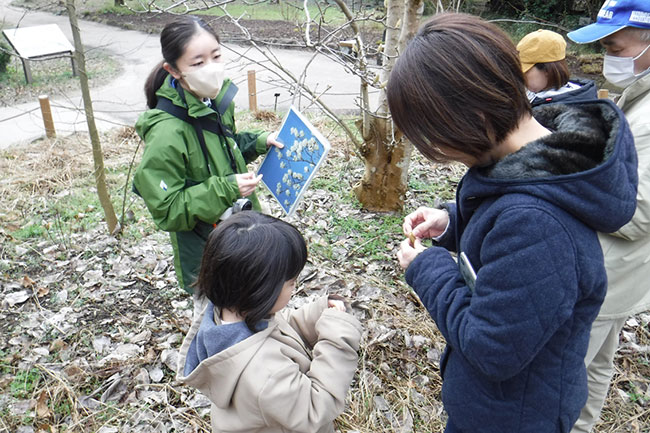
[{"left": 0, "top": 40, "right": 12, "bottom": 75}]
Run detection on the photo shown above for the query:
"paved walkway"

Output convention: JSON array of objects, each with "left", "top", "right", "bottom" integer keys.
[{"left": 0, "top": 0, "right": 369, "bottom": 149}]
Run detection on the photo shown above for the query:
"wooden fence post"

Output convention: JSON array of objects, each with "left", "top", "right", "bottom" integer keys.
[
  {"left": 247, "top": 69, "right": 258, "bottom": 112},
  {"left": 38, "top": 95, "right": 56, "bottom": 138}
]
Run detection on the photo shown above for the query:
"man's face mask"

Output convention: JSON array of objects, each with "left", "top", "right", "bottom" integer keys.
[
  {"left": 182, "top": 62, "right": 225, "bottom": 100},
  {"left": 603, "top": 44, "right": 650, "bottom": 88}
]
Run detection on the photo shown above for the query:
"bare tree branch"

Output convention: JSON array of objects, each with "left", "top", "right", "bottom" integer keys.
[
  {"left": 124, "top": 0, "right": 241, "bottom": 15},
  {"left": 218, "top": 5, "right": 363, "bottom": 150},
  {"left": 303, "top": 0, "right": 312, "bottom": 47},
  {"left": 487, "top": 18, "right": 570, "bottom": 33}
]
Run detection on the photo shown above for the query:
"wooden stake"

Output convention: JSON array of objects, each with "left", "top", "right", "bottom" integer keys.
[
  {"left": 38, "top": 95, "right": 56, "bottom": 138},
  {"left": 598, "top": 89, "right": 610, "bottom": 99},
  {"left": 247, "top": 69, "right": 258, "bottom": 112}
]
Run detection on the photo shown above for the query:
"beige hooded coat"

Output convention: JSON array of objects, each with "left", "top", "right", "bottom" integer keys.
[
  {"left": 176, "top": 296, "right": 362, "bottom": 433},
  {"left": 597, "top": 72, "right": 650, "bottom": 318}
]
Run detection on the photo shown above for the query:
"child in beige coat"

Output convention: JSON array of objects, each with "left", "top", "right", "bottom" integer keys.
[{"left": 177, "top": 211, "right": 362, "bottom": 433}]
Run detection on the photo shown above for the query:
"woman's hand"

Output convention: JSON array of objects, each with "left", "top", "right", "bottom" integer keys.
[
  {"left": 266, "top": 132, "right": 284, "bottom": 149},
  {"left": 403, "top": 206, "right": 449, "bottom": 243},
  {"left": 397, "top": 237, "right": 426, "bottom": 269},
  {"left": 236, "top": 171, "right": 263, "bottom": 197}
]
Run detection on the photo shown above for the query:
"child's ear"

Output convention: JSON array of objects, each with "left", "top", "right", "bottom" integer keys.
[{"left": 163, "top": 62, "right": 182, "bottom": 80}]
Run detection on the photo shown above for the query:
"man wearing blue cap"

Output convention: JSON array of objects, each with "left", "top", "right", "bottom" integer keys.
[{"left": 568, "top": 1, "right": 650, "bottom": 432}]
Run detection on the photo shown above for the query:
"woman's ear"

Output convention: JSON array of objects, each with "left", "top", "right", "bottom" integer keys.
[{"left": 163, "top": 62, "right": 182, "bottom": 80}]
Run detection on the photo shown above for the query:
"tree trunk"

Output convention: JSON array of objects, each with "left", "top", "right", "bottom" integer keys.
[
  {"left": 354, "top": 116, "right": 410, "bottom": 211},
  {"left": 353, "top": 0, "right": 421, "bottom": 212},
  {"left": 66, "top": 0, "right": 120, "bottom": 234}
]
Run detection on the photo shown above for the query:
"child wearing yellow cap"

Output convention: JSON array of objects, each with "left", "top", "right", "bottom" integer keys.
[{"left": 517, "top": 29, "right": 598, "bottom": 106}]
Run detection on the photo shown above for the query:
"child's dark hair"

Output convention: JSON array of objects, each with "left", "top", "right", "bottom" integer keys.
[
  {"left": 196, "top": 211, "right": 308, "bottom": 331},
  {"left": 144, "top": 16, "right": 220, "bottom": 109},
  {"left": 387, "top": 13, "right": 532, "bottom": 163}
]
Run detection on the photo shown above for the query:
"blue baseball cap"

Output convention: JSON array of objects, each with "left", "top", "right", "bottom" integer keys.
[{"left": 568, "top": 0, "right": 650, "bottom": 43}]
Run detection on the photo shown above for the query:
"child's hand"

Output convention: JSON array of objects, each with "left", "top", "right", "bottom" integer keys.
[
  {"left": 328, "top": 294, "right": 350, "bottom": 312},
  {"left": 328, "top": 299, "right": 346, "bottom": 312},
  {"left": 266, "top": 132, "right": 284, "bottom": 149}
]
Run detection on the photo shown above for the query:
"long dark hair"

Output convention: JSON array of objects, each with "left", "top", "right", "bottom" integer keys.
[
  {"left": 387, "top": 13, "right": 532, "bottom": 163},
  {"left": 196, "top": 211, "right": 308, "bottom": 332},
  {"left": 144, "top": 16, "right": 221, "bottom": 109}
]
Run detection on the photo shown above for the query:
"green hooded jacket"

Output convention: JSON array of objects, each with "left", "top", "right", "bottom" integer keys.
[{"left": 134, "top": 75, "right": 269, "bottom": 292}]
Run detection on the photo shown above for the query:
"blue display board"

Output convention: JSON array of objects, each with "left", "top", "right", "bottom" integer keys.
[{"left": 258, "top": 106, "right": 331, "bottom": 217}]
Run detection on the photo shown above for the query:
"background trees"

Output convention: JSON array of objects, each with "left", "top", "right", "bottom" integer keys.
[{"left": 486, "top": 0, "right": 605, "bottom": 20}]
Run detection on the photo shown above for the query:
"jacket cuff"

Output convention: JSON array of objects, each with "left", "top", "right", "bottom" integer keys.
[
  {"left": 225, "top": 174, "right": 241, "bottom": 199},
  {"left": 256, "top": 132, "right": 271, "bottom": 154},
  {"left": 433, "top": 202, "right": 456, "bottom": 251},
  {"left": 318, "top": 308, "right": 363, "bottom": 349},
  {"left": 405, "top": 247, "right": 441, "bottom": 288}
]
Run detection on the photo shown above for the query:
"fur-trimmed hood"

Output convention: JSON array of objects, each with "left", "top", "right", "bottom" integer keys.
[{"left": 463, "top": 100, "right": 638, "bottom": 233}]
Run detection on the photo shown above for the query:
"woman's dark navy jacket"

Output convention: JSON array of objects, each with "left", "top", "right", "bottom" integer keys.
[{"left": 405, "top": 100, "right": 638, "bottom": 433}]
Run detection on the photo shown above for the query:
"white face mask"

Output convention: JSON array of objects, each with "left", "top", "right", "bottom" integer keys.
[
  {"left": 181, "top": 62, "right": 225, "bottom": 100},
  {"left": 603, "top": 44, "right": 650, "bottom": 88}
]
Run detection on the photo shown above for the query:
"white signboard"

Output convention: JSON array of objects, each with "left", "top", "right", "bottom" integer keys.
[
  {"left": 2, "top": 24, "right": 76, "bottom": 83},
  {"left": 2, "top": 24, "right": 74, "bottom": 59}
]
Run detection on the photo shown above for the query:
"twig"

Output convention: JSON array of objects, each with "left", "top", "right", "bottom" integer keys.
[
  {"left": 35, "top": 363, "right": 82, "bottom": 423},
  {"left": 487, "top": 18, "right": 570, "bottom": 33},
  {"left": 218, "top": 12, "right": 363, "bottom": 151},
  {"left": 121, "top": 135, "right": 142, "bottom": 229}
]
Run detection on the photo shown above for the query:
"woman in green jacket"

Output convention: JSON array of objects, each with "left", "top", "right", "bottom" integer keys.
[{"left": 134, "top": 16, "right": 282, "bottom": 294}]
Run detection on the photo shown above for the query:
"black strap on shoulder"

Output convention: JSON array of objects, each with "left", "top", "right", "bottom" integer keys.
[
  {"left": 216, "top": 82, "right": 238, "bottom": 116},
  {"left": 155, "top": 83, "right": 239, "bottom": 174},
  {"left": 155, "top": 96, "right": 191, "bottom": 123}
]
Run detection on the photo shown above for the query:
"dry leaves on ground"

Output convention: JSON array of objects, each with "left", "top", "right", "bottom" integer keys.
[{"left": 1, "top": 126, "right": 649, "bottom": 433}]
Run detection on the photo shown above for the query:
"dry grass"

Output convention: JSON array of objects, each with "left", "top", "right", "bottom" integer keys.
[
  {"left": 0, "top": 138, "right": 88, "bottom": 194},
  {"left": 598, "top": 321, "right": 650, "bottom": 433}
]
